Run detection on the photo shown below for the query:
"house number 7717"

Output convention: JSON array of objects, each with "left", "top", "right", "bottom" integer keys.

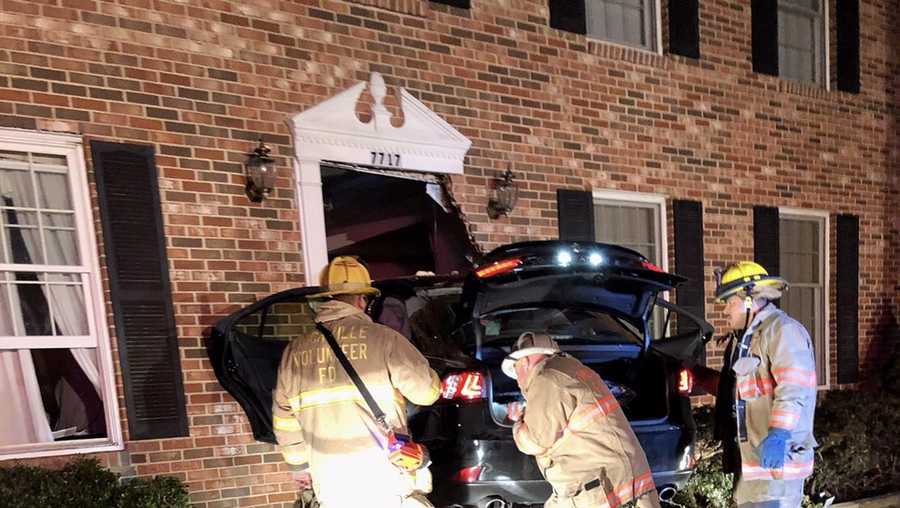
[{"left": 370, "top": 151, "right": 400, "bottom": 167}]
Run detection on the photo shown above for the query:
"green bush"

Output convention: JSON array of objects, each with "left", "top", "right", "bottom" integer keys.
[
  {"left": 673, "top": 390, "right": 900, "bottom": 507},
  {"left": 0, "top": 458, "right": 189, "bottom": 508}
]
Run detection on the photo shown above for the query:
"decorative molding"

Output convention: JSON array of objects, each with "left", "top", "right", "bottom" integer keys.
[{"left": 289, "top": 72, "right": 471, "bottom": 174}]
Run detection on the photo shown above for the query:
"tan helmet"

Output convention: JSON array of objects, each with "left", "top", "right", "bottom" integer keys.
[
  {"left": 310, "top": 256, "right": 380, "bottom": 299},
  {"left": 501, "top": 332, "right": 560, "bottom": 379}
]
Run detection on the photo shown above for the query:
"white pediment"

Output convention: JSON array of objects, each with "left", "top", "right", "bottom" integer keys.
[{"left": 288, "top": 73, "right": 471, "bottom": 174}]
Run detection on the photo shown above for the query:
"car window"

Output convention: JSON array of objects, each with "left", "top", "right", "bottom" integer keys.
[
  {"left": 233, "top": 298, "right": 318, "bottom": 342},
  {"left": 477, "top": 306, "right": 643, "bottom": 346}
]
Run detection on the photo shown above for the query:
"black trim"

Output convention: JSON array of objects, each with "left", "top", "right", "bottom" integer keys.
[
  {"left": 91, "top": 140, "right": 188, "bottom": 440},
  {"left": 668, "top": 0, "right": 700, "bottom": 59},
  {"left": 557, "top": 189, "right": 595, "bottom": 242},
  {"left": 430, "top": 0, "right": 471, "bottom": 8},
  {"left": 673, "top": 200, "right": 706, "bottom": 362},
  {"left": 548, "top": 0, "right": 587, "bottom": 35},
  {"left": 835, "top": 214, "right": 859, "bottom": 384},
  {"left": 751, "top": 0, "right": 779, "bottom": 76},
  {"left": 836, "top": 0, "right": 861, "bottom": 93},
  {"left": 753, "top": 206, "right": 780, "bottom": 277}
]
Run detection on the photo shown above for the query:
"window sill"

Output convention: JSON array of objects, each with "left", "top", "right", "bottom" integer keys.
[
  {"left": 0, "top": 439, "right": 123, "bottom": 461},
  {"left": 346, "top": 0, "right": 425, "bottom": 17},
  {"left": 581, "top": 38, "right": 670, "bottom": 70},
  {"left": 777, "top": 77, "right": 831, "bottom": 99}
]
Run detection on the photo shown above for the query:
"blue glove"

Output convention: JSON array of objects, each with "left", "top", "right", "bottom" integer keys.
[{"left": 758, "top": 427, "right": 791, "bottom": 469}]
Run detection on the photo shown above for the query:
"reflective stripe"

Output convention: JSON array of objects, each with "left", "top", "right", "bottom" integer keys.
[
  {"left": 741, "top": 459, "right": 814, "bottom": 480},
  {"left": 273, "top": 415, "right": 302, "bottom": 432},
  {"left": 772, "top": 367, "right": 817, "bottom": 387},
  {"left": 769, "top": 409, "right": 800, "bottom": 429},
  {"left": 288, "top": 384, "right": 402, "bottom": 411},
  {"left": 606, "top": 470, "right": 655, "bottom": 508},
  {"left": 736, "top": 377, "right": 773, "bottom": 398},
  {"left": 282, "top": 444, "right": 308, "bottom": 466},
  {"left": 567, "top": 395, "right": 620, "bottom": 432}
]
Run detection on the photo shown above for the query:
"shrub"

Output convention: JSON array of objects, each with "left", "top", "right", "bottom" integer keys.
[{"left": 0, "top": 458, "right": 189, "bottom": 508}]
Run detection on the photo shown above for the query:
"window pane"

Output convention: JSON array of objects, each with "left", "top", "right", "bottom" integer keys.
[
  {"left": 6, "top": 211, "right": 44, "bottom": 265},
  {"left": 36, "top": 172, "right": 72, "bottom": 211},
  {"left": 4, "top": 273, "right": 89, "bottom": 337},
  {"left": 0, "top": 348, "right": 107, "bottom": 448},
  {"left": 46, "top": 274, "right": 88, "bottom": 336},
  {"left": 0, "top": 279, "right": 13, "bottom": 335},
  {"left": 11, "top": 274, "right": 51, "bottom": 336},
  {"left": 622, "top": 5, "right": 644, "bottom": 46},
  {"left": 604, "top": 3, "right": 626, "bottom": 44},
  {"left": 594, "top": 202, "right": 659, "bottom": 264},
  {"left": 0, "top": 167, "right": 36, "bottom": 208},
  {"left": 42, "top": 215, "right": 79, "bottom": 266}
]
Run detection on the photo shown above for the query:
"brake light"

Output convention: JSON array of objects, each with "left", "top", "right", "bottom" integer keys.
[
  {"left": 641, "top": 260, "right": 664, "bottom": 272},
  {"left": 441, "top": 371, "right": 485, "bottom": 401},
  {"left": 678, "top": 368, "right": 694, "bottom": 395},
  {"left": 475, "top": 258, "right": 522, "bottom": 278},
  {"left": 452, "top": 465, "right": 483, "bottom": 483}
]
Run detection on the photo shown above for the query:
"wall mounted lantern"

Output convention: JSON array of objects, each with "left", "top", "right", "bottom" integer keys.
[
  {"left": 487, "top": 168, "right": 518, "bottom": 219},
  {"left": 245, "top": 139, "right": 274, "bottom": 203}
]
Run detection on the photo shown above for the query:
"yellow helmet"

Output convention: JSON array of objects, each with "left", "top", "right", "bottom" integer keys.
[
  {"left": 714, "top": 261, "right": 787, "bottom": 302},
  {"left": 310, "top": 256, "right": 380, "bottom": 299}
]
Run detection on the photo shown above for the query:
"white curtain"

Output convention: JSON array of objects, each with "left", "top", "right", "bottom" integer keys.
[
  {"left": 0, "top": 167, "right": 99, "bottom": 446},
  {"left": 0, "top": 283, "right": 54, "bottom": 445}
]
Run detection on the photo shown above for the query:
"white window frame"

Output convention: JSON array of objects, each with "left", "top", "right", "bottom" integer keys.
[
  {"left": 777, "top": 0, "right": 830, "bottom": 89},
  {"left": 779, "top": 207, "right": 830, "bottom": 388},
  {"left": 591, "top": 189, "right": 668, "bottom": 272},
  {"left": 0, "top": 128, "right": 123, "bottom": 459},
  {"left": 592, "top": 190, "right": 669, "bottom": 337},
  {"left": 584, "top": 0, "right": 663, "bottom": 54}
]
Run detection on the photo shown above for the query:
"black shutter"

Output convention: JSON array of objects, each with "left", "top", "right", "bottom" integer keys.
[
  {"left": 549, "top": 0, "right": 587, "bottom": 35},
  {"left": 673, "top": 200, "right": 706, "bottom": 361},
  {"left": 751, "top": 0, "right": 779, "bottom": 76},
  {"left": 91, "top": 141, "right": 188, "bottom": 440},
  {"left": 668, "top": 0, "right": 700, "bottom": 59},
  {"left": 430, "top": 0, "right": 470, "bottom": 8},
  {"left": 557, "top": 189, "right": 595, "bottom": 242},
  {"left": 836, "top": 214, "right": 859, "bottom": 384},
  {"left": 753, "top": 206, "right": 780, "bottom": 277},
  {"left": 836, "top": 0, "right": 861, "bottom": 93}
]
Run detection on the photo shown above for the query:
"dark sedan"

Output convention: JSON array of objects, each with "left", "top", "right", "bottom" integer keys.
[{"left": 208, "top": 241, "right": 712, "bottom": 508}]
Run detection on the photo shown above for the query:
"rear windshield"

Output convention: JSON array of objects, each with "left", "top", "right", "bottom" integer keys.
[{"left": 474, "top": 306, "right": 643, "bottom": 347}]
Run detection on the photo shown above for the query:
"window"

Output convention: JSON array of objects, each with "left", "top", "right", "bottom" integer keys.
[
  {"left": 0, "top": 130, "right": 121, "bottom": 458},
  {"left": 778, "top": 0, "right": 825, "bottom": 84},
  {"left": 779, "top": 211, "right": 828, "bottom": 386},
  {"left": 593, "top": 193, "right": 665, "bottom": 267},
  {"left": 585, "top": 0, "right": 658, "bottom": 51},
  {"left": 592, "top": 191, "right": 667, "bottom": 335}
]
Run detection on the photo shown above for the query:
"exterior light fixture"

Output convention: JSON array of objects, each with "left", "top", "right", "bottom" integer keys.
[
  {"left": 244, "top": 139, "right": 274, "bottom": 203},
  {"left": 487, "top": 168, "right": 518, "bottom": 219}
]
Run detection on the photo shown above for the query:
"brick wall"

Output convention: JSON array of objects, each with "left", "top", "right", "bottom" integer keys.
[{"left": 0, "top": 0, "right": 897, "bottom": 506}]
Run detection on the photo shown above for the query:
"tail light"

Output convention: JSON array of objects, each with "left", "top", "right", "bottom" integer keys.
[
  {"left": 678, "top": 368, "right": 694, "bottom": 395},
  {"left": 475, "top": 258, "right": 522, "bottom": 278},
  {"left": 452, "top": 465, "right": 483, "bottom": 483},
  {"left": 441, "top": 371, "right": 485, "bottom": 401},
  {"left": 641, "top": 260, "right": 664, "bottom": 272}
]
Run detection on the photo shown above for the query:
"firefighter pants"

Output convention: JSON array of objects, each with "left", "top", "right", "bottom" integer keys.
[
  {"left": 733, "top": 478, "right": 804, "bottom": 508},
  {"left": 544, "top": 488, "right": 660, "bottom": 508}
]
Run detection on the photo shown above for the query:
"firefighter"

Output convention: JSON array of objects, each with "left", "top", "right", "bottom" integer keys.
[
  {"left": 504, "top": 332, "right": 661, "bottom": 508},
  {"left": 693, "top": 261, "right": 818, "bottom": 508},
  {"left": 272, "top": 256, "right": 442, "bottom": 508}
]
